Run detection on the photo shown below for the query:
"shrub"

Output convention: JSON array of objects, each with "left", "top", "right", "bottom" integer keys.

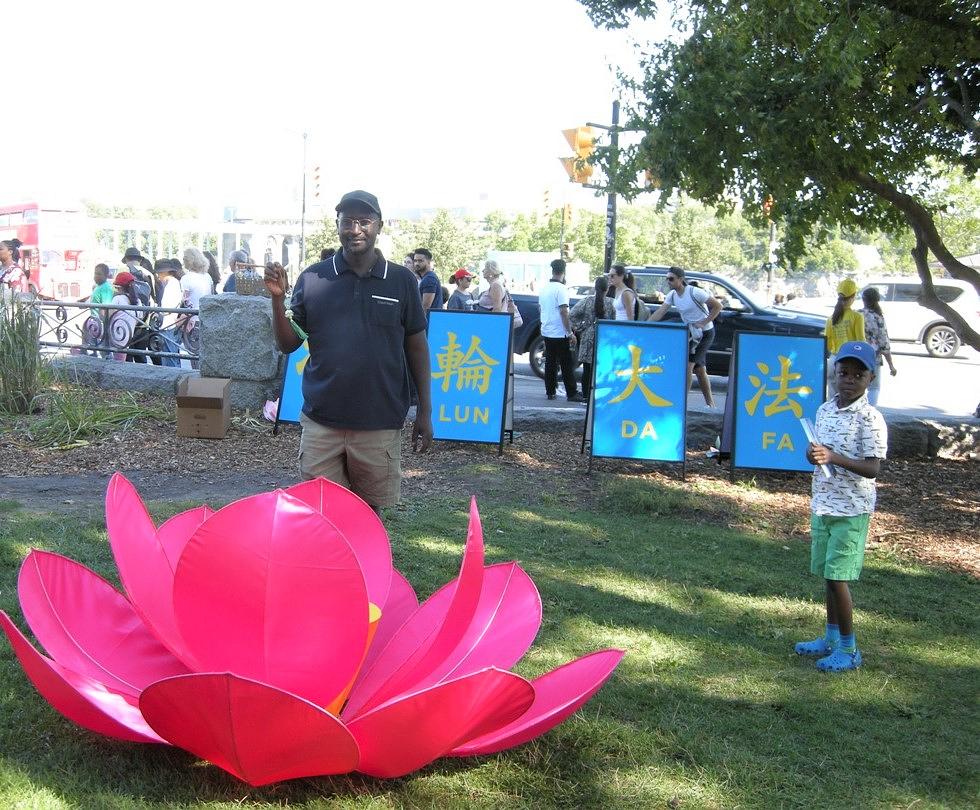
[{"left": 0, "top": 293, "right": 43, "bottom": 414}]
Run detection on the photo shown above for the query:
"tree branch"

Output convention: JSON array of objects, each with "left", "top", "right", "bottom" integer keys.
[
  {"left": 908, "top": 225, "right": 980, "bottom": 352},
  {"left": 847, "top": 170, "right": 980, "bottom": 289}
]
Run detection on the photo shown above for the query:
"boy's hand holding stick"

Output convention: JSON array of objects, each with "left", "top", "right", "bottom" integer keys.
[{"left": 800, "top": 417, "right": 834, "bottom": 478}]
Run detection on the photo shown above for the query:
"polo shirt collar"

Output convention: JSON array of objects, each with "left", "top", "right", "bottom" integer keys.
[
  {"left": 331, "top": 249, "right": 389, "bottom": 279},
  {"left": 834, "top": 392, "right": 869, "bottom": 412}
]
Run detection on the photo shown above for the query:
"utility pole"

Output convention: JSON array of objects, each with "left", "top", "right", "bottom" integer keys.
[
  {"left": 603, "top": 101, "right": 620, "bottom": 275},
  {"left": 560, "top": 99, "right": 623, "bottom": 269},
  {"left": 299, "top": 131, "right": 308, "bottom": 270}
]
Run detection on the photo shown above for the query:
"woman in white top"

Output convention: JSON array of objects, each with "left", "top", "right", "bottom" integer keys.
[
  {"left": 609, "top": 265, "right": 637, "bottom": 320},
  {"left": 180, "top": 247, "right": 215, "bottom": 310}
]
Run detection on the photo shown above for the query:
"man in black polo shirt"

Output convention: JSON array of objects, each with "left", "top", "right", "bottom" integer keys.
[{"left": 265, "top": 190, "right": 432, "bottom": 512}]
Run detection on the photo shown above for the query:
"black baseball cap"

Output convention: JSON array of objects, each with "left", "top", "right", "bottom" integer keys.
[{"left": 336, "top": 190, "right": 382, "bottom": 218}]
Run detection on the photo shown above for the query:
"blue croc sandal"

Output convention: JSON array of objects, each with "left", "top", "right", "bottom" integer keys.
[
  {"left": 816, "top": 648, "right": 862, "bottom": 672},
  {"left": 795, "top": 637, "right": 833, "bottom": 657}
]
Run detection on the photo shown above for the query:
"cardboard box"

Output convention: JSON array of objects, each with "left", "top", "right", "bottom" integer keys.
[{"left": 176, "top": 377, "right": 231, "bottom": 439}]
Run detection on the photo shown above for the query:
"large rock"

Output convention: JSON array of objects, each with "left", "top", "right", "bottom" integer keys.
[
  {"left": 199, "top": 294, "right": 283, "bottom": 381},
  {"left": 50, "top": 355, "right": 191, "bottom": 395}
]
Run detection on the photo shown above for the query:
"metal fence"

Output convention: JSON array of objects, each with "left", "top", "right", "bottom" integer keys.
[{"left": 35, "top": 299, "right": 201, "bottom": 365}]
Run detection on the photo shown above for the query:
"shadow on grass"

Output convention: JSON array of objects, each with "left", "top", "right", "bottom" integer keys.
[{"left": 0, "top": 496, "right": 977, "bottom": 807}]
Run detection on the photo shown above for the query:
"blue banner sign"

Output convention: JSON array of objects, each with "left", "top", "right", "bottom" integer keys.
[
  {"left": 276, "top": 340, "right": 309, "bottom": 424},
  {"left": 731, "top": 332, "right": 826, "bottom": 472},
  {"left": 590, "top": 321, "right": 688, "bottom": 462},
  {"left": 428, "top": 310, "right": 513, "bottom": 443}
]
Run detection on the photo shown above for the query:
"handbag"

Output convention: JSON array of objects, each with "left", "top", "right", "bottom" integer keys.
[{"left": 505, "top": 290, "right": 523, "bottom": 328}]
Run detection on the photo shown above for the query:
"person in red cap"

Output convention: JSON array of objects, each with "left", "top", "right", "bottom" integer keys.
[
  {"left": 109, "top": 271, "right": 147, "bottom": 363},
  {"left": 446, "top": 268, "right": 477, "bottom": 311},
  {"left": 264, "top": 190, "right": 432, "bottom": 515}
]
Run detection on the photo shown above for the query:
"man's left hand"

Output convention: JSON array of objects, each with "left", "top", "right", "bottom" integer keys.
[{"left": 412, "top": 411, "right": 433, "bottom": 453}]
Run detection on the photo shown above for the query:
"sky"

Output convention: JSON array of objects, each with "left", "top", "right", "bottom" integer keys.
[{"left": 5, "top": 0, "right": 668, "bottom": 220}]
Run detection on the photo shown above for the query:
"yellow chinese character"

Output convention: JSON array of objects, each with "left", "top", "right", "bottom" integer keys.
[
  {"left": 433, "top": 332, "right": 500, "bottom": 394},
  {"left": 608, "top": 344, "right": 673, "bottom": 407},
  {"left": 295, "top": 342, "right": 309, "bottom": 375},
  {"left": 744, "top": 354, "right": 812, "bottom": 418}
]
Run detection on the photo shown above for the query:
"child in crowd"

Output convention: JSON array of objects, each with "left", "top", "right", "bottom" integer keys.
[{"left": 796, "top": 341, "right": 888, "bottom": 672}]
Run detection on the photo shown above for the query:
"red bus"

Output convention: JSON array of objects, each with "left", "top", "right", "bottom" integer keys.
[{"left": 0, "top": 202, "right": 90, "bottom": 298}]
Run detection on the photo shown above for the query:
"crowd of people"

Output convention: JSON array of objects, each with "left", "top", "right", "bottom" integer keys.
[{"left": 69, "top": 246, "right": 259, "bottom": 365}]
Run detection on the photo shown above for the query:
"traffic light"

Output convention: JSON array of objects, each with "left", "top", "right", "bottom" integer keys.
[
  {"left": 762, "top": 194, "right": 774, "bottom": 219},
  {"left": 561, "top": 242, "right": 574, "bottom": 259},
  {"left": 560, "top": 126, "right": 595, "bottom": 184},
  {"left": 542, "top": 189, "right": 552, "bottom": 215},
  {"left": 313, "top": 165, "right": 321, "bottom": 199},
  {"left": 562, "top": 203, "right": 573, "bottom": 226}
]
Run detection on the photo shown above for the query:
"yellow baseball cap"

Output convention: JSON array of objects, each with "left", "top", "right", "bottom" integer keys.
[{"left": 837, "top": 278, "right": 858, "bottom": 297}]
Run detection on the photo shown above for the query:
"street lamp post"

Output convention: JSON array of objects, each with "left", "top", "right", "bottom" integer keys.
[{"left": 299, "top": 131, "right": 308, "bottom": 270}]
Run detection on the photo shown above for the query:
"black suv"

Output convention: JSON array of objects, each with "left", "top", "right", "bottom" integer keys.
[{"left": 514, "top": 267, "right": 826, "bottom": 378}]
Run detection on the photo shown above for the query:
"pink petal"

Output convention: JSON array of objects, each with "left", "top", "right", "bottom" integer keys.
[
  {"left": 359, "top": 569, "right": 418, "bottom": 676},
  {"left": 105, "top": 473, "right": 193, "bottom": 665},
  {"left": 432, "top": 562, "right": 541, "bottom": 683},
  {"left": 347, "top": 667, "right": 534, "bottom": 778},
  {"left": 0, "top": 611, "right": 164, "bottom": 744},
  {"left": 140, "top": 673, "right": 359, "bottom": 785},
  {"left": 343, "top": 497, "right": 485, "bottom": 718},
  {"left": 18, "top": 550, "right": 188, "bottom": 697},
  {"left": 283, "top": 478, "right": 392, "bottom": 609},
  {"left": 451, "top": 649, "right": 626, "bottom": 757},
  {"left": 172, "top": 491, "right": 369, "bottom": 709},
  {"left": 156, "top": 505, "right": 214, "bottom": 571},
  {"left": 346, "top": 561, "right": 539, "bottom": 717}
]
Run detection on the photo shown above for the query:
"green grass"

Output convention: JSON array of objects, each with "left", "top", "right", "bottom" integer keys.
[{"left": 0, "top": 491, "right": 977, "bottom": 809}]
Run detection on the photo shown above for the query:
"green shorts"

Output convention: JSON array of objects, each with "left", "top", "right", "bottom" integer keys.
[{"left": 810, "top": 513, "right": 870, "bottom": 581}]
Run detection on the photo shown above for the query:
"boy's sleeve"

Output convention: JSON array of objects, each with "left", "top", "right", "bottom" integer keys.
[{"left": 861, "top": 409, "right": 888, "bottom": 459}]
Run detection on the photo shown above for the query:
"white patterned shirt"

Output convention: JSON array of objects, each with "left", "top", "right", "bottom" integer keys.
[{"left": 811, "top": 394, "right": 888, "bottom": 516}]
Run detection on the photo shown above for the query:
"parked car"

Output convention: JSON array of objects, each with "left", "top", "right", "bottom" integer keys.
[
  {"left": 786, "top": 277, "right": 979, "bottom": 358},
  {"left": 862, "top": 277, "right": 979, "bottom": 358},
  {"left": 511, "top": 267, "right": 826, "bottom": 378}
]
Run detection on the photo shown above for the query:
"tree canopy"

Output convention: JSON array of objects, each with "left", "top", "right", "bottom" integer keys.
[{"left": 579, "top": 0, "right": 980, "bottom": 348}]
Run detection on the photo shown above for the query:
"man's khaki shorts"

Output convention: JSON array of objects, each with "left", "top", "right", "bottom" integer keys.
[{"left": 298, "top": 414, "right": 402, "bottom": 508}]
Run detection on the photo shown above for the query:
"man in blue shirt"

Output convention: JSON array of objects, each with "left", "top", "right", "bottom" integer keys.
[
  {"left": 412, "top": 248, "right": 442, "bottom": 323},
  {"left": 265, "top": 190, "right": 432, "bottom": 512}
]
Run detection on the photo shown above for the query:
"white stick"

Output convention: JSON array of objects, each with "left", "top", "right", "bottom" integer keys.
[{"left": 800, "top": 417, "right": 833, "bottom": 478}]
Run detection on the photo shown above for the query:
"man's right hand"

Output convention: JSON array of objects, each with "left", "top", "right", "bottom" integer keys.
[{"left": 265, "top": 262, "right": 287, "bottom": 299}]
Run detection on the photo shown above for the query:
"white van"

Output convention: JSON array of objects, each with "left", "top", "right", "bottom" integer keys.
[{"left": 862, "top": 277, "right": 979, "bottom": 357}]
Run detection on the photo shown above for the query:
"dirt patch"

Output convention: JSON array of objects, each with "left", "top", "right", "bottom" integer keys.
[{"left": 2, "top": 395, "right": 977, "bottom": 577}]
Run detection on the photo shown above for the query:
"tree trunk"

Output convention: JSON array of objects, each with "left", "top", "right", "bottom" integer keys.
[
  {"left": 908, "top": 223, "right": 980, "bottom": 352},
  {"left": 848, "top": 170, "right": 980, "bottom": 353}
]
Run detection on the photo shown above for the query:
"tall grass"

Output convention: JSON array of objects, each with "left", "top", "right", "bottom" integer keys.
[
  {"left": 0, "top": 293, "right": 43, "bottom": 414},
  {"left": 27, "top": 387, "right": 170, "bottom": 448}
]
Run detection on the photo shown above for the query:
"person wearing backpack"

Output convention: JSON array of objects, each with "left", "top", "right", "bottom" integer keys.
[
  {"left": 120, "top": 248, "right": 154, "bottom": 306},
  {"left": 647, "top": 266, "right": 722, "bottom": 407}
]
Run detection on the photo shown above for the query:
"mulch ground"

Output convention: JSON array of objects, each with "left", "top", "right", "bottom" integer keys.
[{"left": 2, "top": 398, "right": 978, "bottom": 578}]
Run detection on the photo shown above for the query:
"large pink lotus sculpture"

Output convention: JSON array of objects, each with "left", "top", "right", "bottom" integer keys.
[{"left": 1, "top": 474, "right": 624, "bottom": 785}]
